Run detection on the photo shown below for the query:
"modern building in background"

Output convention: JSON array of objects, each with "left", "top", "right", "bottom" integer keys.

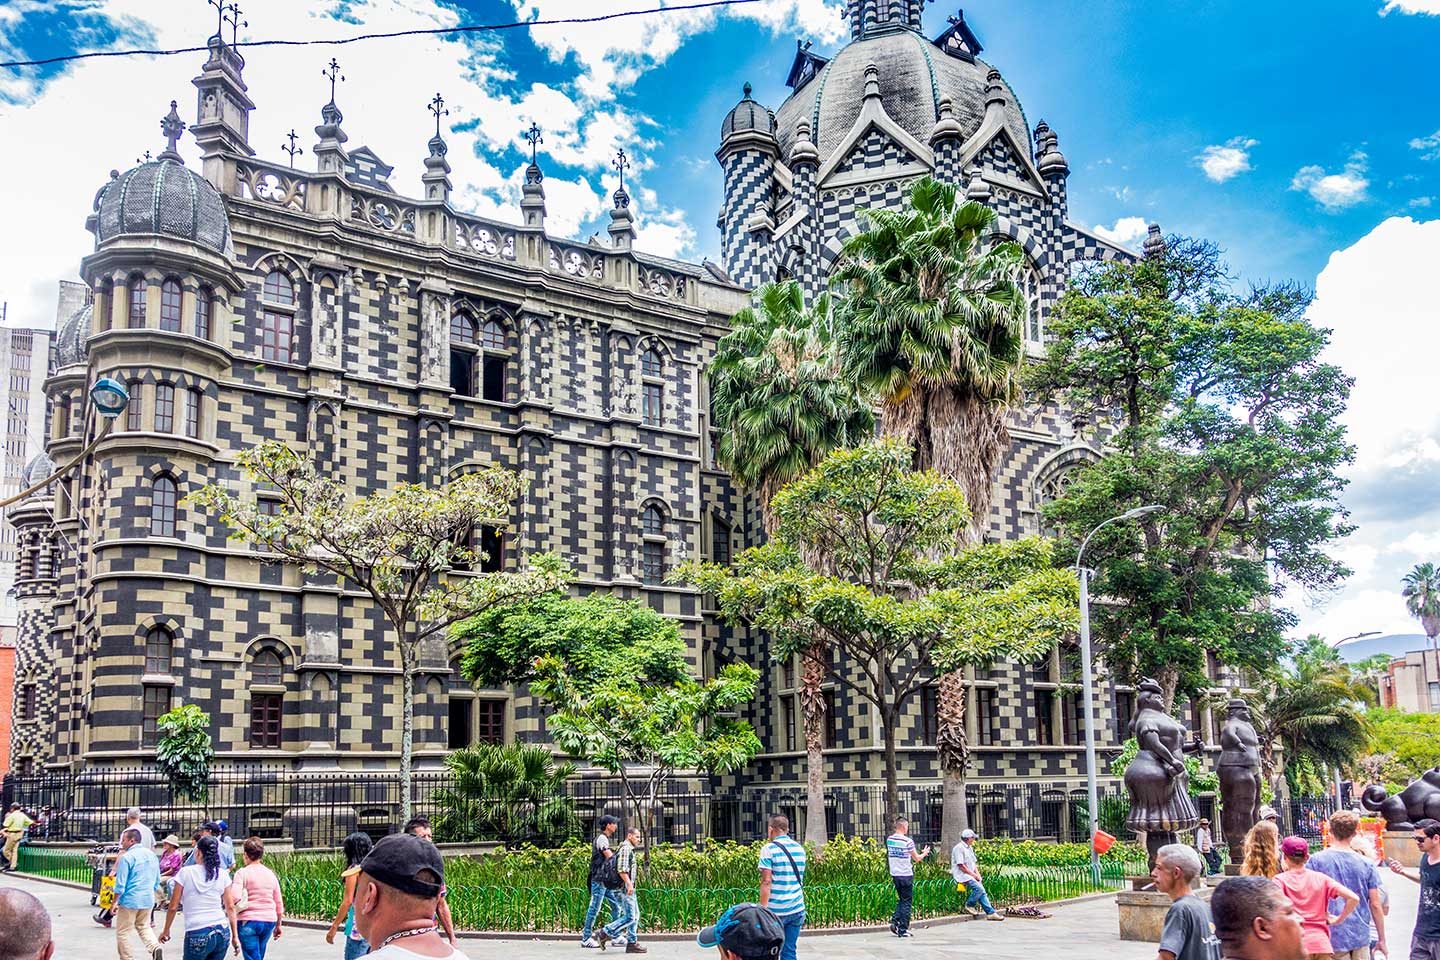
[
  {"left": 1379, "top": 647, "right": 1440, "bottom": 713},
  {"left": 0, "top": 304, "right": 56, "bottom": 628}
]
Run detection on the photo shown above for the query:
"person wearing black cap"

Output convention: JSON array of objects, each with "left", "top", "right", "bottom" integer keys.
[
  {"left": 353, "top": 833, "right": 468, "bottom": 958},
  {"left": 698, "top": 903, "right": 785, "bottom": 960}
]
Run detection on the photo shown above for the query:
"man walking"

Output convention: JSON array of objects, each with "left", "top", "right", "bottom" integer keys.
[
  {"left": 583, "top": 815, "right": 622, "bottom": 948},
  {"left": 1152, "top": 843, "right": 1220, "bottom": 960},
  {"left": 1, "top": 804, "right": 32, "bottom": 871},
  {"left": 597, "top": 825, "right": 646, "bottom": 954},
  {"left": 1196, "top": 819, "right": 1221, "bottom": 877},
  {"left": 886, "top": 817, "right": 930, "bottom": 938},
  {"left": 758, "top": 814, "right": 806, "bottom": 960},
  {"left": 1387, "top": 820, "right": 1440, "bottom": 960},
  {"left": 1210, "top": 876, "right": 1307, "bottom": 960},
  {"left": 950, "top": 829, "right": 1003, "bottom": 921},
  {"left": 1307, "top": 811, "right": 1386, "bottom": 960},
  {"left": 121, "top": 809, "right": 156, "bottom": 852},
  {"left": 113, "top": 826, "right": 163, "bottom": 960}
]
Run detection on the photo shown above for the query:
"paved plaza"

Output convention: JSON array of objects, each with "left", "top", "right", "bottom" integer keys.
[{"left": 3, "top": 870, "right": 1421, "bottom": 960}]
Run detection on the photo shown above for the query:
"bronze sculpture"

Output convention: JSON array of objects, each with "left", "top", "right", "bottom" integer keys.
[
  {"left": 1124, "top": 678, "right": 1200, "bottom": 868},
  {"left": 1218, "top": 698, "right": 1262, "bottom": 864}
]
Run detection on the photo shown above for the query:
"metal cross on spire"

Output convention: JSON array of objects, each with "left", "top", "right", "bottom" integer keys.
[
  {"left": 206, "top": 0, "right": 226, "bottom": 41},
  {"left": 137, "top": 151, "right": 153, "bottom": 164},
  {"left": 282, "top": 129, "right": 304, "bottom": 167},
  {"left": 322, "top": 58, "right": 345, "bottom": 103},
  {"left": 223, "top": 3, "right": 247, "bottom": 46},
  {"left": 427, "top": 92, "right": 449, "bottom": 138},
  {"left": 159, "top": 100, "right": 186, "bottom": 162},
  {"left": 525, "top": 123, "right": 543, "bottom": 165},
  {"left": 613, "top": 147, "right": 630, "bottom": 193}
]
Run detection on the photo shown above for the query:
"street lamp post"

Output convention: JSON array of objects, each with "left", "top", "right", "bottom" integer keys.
[
  {"left": 0, "top": 378, "right": 129, "bottom": 510},
  {"left": 1077, "top": 503, "right": 1164, "bottom": 885}
]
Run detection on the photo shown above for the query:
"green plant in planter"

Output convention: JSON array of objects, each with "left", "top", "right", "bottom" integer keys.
[{"left": 155, "top": 703, "right": 213, "bottom": 803}]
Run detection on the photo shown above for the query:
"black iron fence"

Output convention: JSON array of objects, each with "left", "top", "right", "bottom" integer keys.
[{"left": 0, "top": 766, "right": 1338, "bottom": 850}]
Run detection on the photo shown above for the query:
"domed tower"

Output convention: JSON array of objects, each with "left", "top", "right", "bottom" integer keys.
[
  {"left": 7, "top": 454, "right": 61, "bottom": 770},
  {"left": 716, "top": 83, "right": 780, "bottom": 289}
]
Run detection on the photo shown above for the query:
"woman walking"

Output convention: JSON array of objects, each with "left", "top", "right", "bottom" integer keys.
[
  {"left": 159, "top": 835, "right": 239, "bottom": 960},
  {"left": 325, "top": 832, "right": 373, "bottom": 960},
  {"left": 234, "top": 837, "right": 284, "bottom": 959},
  {"left": 1240, "top": 820, "right": 1282, "bottom": 879}
]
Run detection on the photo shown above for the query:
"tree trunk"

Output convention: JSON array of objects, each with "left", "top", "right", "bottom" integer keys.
[
  {"left": 1156, "top": 665, "right": 1180, "bottom": 715},
  {"left": 936, "top": 670, "right": 970, "bottom": 851},
  {"left": 799, "top": 644, "right": 830, "bottom": 850},
  {"left": 881, "top": 707, "right": 901, "bottom": 830},
  {"left": 400, "top": 654, "right": 415, "bottom": 826},
  {"left": 925, "top": 388, "right": 1009, "bottom": 544}
]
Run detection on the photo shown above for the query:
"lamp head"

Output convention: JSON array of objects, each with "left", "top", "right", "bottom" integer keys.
[
  {"left": 1121, "top": 505, "right": 1164, "bottom": 521},
  {"left": 89, "top": 377, "right": 130, "bottom": 419}
]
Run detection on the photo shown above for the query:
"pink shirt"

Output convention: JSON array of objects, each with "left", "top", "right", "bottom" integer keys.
[
  {"left": 234, "top": 862, "right": 285, "bottom": 923},
  {"left": 1273, "top": 867, "right": 1351, "bottom": 954}
]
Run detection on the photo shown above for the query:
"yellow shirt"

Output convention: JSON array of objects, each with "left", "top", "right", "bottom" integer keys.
[{"left": 3, "top": 812, "right": 32, "bottom": 833}]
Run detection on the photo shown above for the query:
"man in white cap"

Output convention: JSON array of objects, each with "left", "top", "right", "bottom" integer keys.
[{"left": 950, "top": 829, "right": 1003, "bottom": 920}]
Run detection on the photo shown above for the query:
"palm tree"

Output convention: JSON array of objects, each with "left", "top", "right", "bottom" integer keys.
[
  {"left": 1249, "top": 644, "right": 1371, "bottom": 796},
  {"left": 430, "top": 742, "right": 579, "bottom": 847},
  {"left": 831, "top": 176, "right": 1027, "bottom": 849},
  {"left": 710, "top": 279, "right": 874, "bottom": 850},
  {"left": 1403, "top": 562, "right": 1440, "bottom": 687}
]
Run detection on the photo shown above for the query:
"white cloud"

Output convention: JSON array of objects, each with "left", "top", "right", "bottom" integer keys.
[
  {"left": 1410, "top": 130, "right": 1440, "bottom": 161},
  {"left": 1091, "top": 216, "right": 1149, "bottom": 246},
  {"left": 1288, "top": 216, "right": 1440, "bottom": 642},
  {"left": 1290, "top": 152, "right": 1370, "bottom": 210},
  {"left": 1413, "top": 196, "right": 1436, "bottom": 208},
  {"left": 1196, "top": 136, "right": 1257, "bottom": 183},
  {"left": 1381, "top": 0, "right": 1440, "bottom": 13}
]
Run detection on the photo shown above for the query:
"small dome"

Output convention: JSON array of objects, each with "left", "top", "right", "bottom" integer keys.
[
  {"left": 21, "top": 453, "right": 54, "bottom": 490},
  {"left": 721, "top": 83, "right": 776, "bottom": 140},
  {"left": 53, "top": 302, "right": 93, "bottom": 368},
  {"left": 94, "top": 159, "right": 232, "bottom": 256}
]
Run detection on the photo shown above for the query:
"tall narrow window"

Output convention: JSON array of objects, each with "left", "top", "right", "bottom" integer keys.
[
  {"left": 448, "top": 697, "right": 474, "bottom": 749},
  {"left": 449, "top": 313, "right": 478, "bottom": 396},
  {"left": 477, "top": 524, "right": 504, "bottom": 573},
  {"left": 476, "top": 699, "right": 505, "bottom": 745},
  {"left": 96, "top": 283, "right": 111, "bottom": 331},
  {"left": 1115, "top": 691, "right": 1135, "bottom": 741},
  {"left": 1035, "top": 689, "right": 1056, "bottom": 745},
  {"left": 975, "top": 687, "right": 997, "bottom": 746},
  {"left": 142, "top": 685, "right": 171, "bottom": 746},
  {"left": 779, "top": 695, "right": 795, "bottom": 752},
  {"left": 127, "top": 275, "right": 147, "bottom": 328},
  {"left": 144, "top": 626, "right": 174, "bottom": 675},
  {"left": 150, "top": 475, "right": 178, "bottom": 537},
  {"left": 920, "top": 685, "right": 938, "bottom": 746},
  {"left": 18, "top": 683, "right": 36, "bottom": 722},
  {"left": 824, "top": 689, "right": 838, "bottom": 749},
  {"left": 195, "top": 287, "right": 213, "bottom": 339},
  {"left": 159, "top": 279, "right": 183, "bottom": 331},
  {"left": 711, "top": 516, "right": 731, "bottom": 566},
  {"left": 250, "top": 693, "right": 282, "bottom": 748},
  {"left": 184, "top": 388, "right": 201, "bottom": 438},
  {"left": 642, "top": 383, "right": 663, "bottom": 427},
  {"left": 260, "top": 271, "right": 295, "bottom": 363},
  {"left": 641, "top": 504, "right": 667, "bottom": 583},
  {"left": 154, "top": 383, "right": 175, "bottom": 432},
  {"left": 1022, "top": 268, "right": 1043, "bottom": 345},
  {"left": 125, "top": 382, "right": 142, "bottom": 431}
]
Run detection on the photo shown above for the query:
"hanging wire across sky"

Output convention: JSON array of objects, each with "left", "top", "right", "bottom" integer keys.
[{"left": 0, "top": 0, "right": 763, "bottom": 70}]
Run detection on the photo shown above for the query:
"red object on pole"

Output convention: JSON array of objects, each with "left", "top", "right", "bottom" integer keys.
[{"left": 1093, "top": 830, "right": 1116, "bottom": 854}]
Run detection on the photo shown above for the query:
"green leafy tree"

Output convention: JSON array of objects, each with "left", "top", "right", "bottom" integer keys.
[
  {"left": 189, "top": 441, "right": 572, "bottom": 822},
  {"left": 455, "top": 593, "right": 761, "bottom": 855},
  {"left": 709, "top": 278, "right": 874, "bottom": 849},
  {"left": 1364, "top": 709, "right": 1440, "bottom": 785},
  {"left": 1403, "top": 562, "right": 1440, "bottom": 670},
  {"left": 430, "top": 742, "right": 579, "bottom": 847},
  {"left": 1248, "top": 639, "right": 1370, "bottom": 794},
  {"left": 679, "top": 441, "right": 1076, "bottom": 828},
  {"left": 1030, "top": 238, "right": 1356, "bottom": 707},
  {"left": 155, "top": 704, "right": 214, "bottom": 804},
  {"left": 831, "top": 178, "right": 1029, "bottom": 845}
]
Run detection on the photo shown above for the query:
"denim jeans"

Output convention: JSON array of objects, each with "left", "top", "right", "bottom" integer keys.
[
  {"left": 892, "top": 876, "right": 914, "bottom": 934},
  {"left": 602, "top": 890, "right": 640, "bottom": 942},
  {"left": 237, "top": 920, "right": 275, "bottom": 960},
  {"left": 778, "top": 910, "right": 804, "bottom": 960},
  {"left": 963, "top": 880, "right": 996, "bottom": 915},
  {"left": 183, "top": 924, "right": 230, "bottom": 960},
  {"left": 343, "top": 936, "right": 371, "bottom": 960},
  {"left": 582, "top": 880, "right": 620, "bottom": 940}
]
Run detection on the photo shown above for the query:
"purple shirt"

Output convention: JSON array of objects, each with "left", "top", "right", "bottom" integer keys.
[{"left": 1307, "top": 847, "right": 1379, "bottom": 952}]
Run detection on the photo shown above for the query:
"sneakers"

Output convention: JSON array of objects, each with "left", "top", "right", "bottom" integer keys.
[
  {"left": 985, "top": 912, "right": 1005, "bottom": 921},
  {"left": 153, "top": 949, "right": 165, "bottom": 960},
  {"left": 896, "top": 930, "right": 914, "bottom": 938},
  {"left": 625, "top": 944, "right": 648, "bottom": 954},
  {"left": 581, "top": 938, "right": 601, "bottom": 948}
]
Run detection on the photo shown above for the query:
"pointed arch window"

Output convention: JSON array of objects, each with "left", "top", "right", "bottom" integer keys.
[
  {"left": 641, "top": 347, "right": 665, "bottom": 428},
  {"left": 127, "top": 275, "right": 147, "bottom": 328},
  {"left": 195, "top": 286, "right": 213, "bottom": 339},
  {"left": 150, "top": 475, "right": 178, "bottom": 537},
  {"left": 260, "top": 270, "right": 295, "bottom": 363},
  {"left": 711, "top": 515, "right": 731, "bottom": 566},
  {"left": 145, "top": 626, "right": 174, "bottom": 675},
  {"left": 159, "top": 279, "right": 183, "bottom": 332},
  {"left": 250, "top": 649, "right": 285, "bottom": 748},
  {"left": 1021, "top": 267, "right": 1043, "bottom": 346},
  {"left": 641, "top": 504, "right": 667, "bottom": 584},
  {"left": 641, "top": 347, "right": 664, "bottom": 379},
  {"left": 450, "top": 313, "right": 478, "bottom": 396}
]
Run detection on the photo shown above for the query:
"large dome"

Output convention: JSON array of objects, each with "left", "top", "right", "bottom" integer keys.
[
  {"left": 94, "top": 159, "right": 232, "bottom": 256},
  {"left": 53, "top": 301, "right": 92, "bottom": 368},
  {"left": 774, "top": 31, "right": 1030, "bottom": 162}
]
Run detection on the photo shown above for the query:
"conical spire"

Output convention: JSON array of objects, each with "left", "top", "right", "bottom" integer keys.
[
  {"left": 521, "top": 122, "right": 547, "bottom": 230},
  {"left": 314, "top": 57, "right": 349, "bottom": 175}
]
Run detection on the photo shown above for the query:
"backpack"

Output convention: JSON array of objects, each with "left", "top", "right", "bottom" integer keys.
[{"left": 597, "top": 851, "right": 623, "bottom": 890}]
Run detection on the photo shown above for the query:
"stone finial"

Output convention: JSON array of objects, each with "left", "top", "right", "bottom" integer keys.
[
  {"left": 521, "top": 124, "right": 547, "bottom": 228},
  {"left": 984, "top": 69, "right": 1007, "bottom": 110},
  {"left": 863, "top": 63, "right": 881, "bottom": 100},
  {"left": 742, "top": 81, "right": 754, "bottom": 100},
  {"left": 964, "top": 163, "right": 991, "bottom": 203},
  {"left": 929, "top": 96, "right": 963, "bottom": 145},
  {"left": 789, "top": 118, "right": 820, "bottom": 167},
  {"left": 1033, "top": 119, "right": 1052, "bottom": 154},
  {"left": 1035, "top": 119, "right": 1068, "bottom": 179},
  {"left": 1143, "top": 223, "right": 1165, "bottom": 259},
  {"left": 609, "top": 147, "right": 636, "bottom": 249},
  {"left": 158, "top": 100, "right": 186, "bottom": 163}
]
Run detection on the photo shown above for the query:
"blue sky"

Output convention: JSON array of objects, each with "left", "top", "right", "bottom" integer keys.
[{"left": 1, "top": 0, "right": 1438, "bottom": 645}]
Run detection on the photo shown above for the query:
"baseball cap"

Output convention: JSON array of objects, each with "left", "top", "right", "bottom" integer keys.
[
  {"left": 360, "top": 833, "right": 445, "bottom": 898},
  {"left": 1280, "top": 835, "right": 1309, "bottom": 859},
  {"left": 216, "top": 819, "right": 228, "bottom": 833},
  {"left": 960, "top": 829, "right": 977, "bottom": 840},
  {"left": 697, "top": 903, "right": 784, "bottom": 956}
]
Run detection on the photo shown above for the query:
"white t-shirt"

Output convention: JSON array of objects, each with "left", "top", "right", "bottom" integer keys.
[
  {"left": 173, "top": 863, "right": 230, "bottom": 931},
  {"left": 365, "top": 944, "right": 468, "bottom": 959}
]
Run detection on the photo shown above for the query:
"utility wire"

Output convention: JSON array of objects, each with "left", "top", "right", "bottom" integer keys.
[{"left": 0, "top": 0, "right": 761, "bottom": 70}]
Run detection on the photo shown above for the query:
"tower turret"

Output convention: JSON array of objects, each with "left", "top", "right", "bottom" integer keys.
[
  {"left": 786, "top": 119, "right": 821, "bottom": 299},
  {"left": 313, "top": 58, "right": 349, "bottom": 178},
  {"left": 716, "top": 83, "right": 778, "bottom": 288},
  {"left": 608, "top": 148, "right": 637, "bottom": 251},
  {"left": 191, "top": 33, "right": 254, "bottom": 194},
  {"left": 520, "top": 123, "right": 547, "bottom": 231},
  {"left": 929, "top": 97, "right": 964, "bottom": 181}
]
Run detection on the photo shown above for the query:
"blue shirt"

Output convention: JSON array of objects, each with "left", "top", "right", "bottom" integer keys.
[
  {"left": 113, "top": 844, "right": 160, "bottom": 910},
  {"left": 182, "top": 842, "right": 235, "bottom": 871},
  {"left": 1308, "top": 848, "right": 1379, "bottom": 952},
  {"left": 759, "top": 835, "right": 807, "bottom": 916}
]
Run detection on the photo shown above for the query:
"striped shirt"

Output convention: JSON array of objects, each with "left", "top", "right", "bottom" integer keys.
[
  {"left": 616, "top": 840, "right": 637, "bottom": 881},
  {"left": 887, "top": 834, "right": 917, "bottom": 877},
  {"left": 759, "top": 834, "right": 807, "bottom": 916}
]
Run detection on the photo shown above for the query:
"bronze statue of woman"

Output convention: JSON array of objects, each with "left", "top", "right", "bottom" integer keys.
[{"left": 1124, "top": 678, "right": 1200, "bottom": 869}]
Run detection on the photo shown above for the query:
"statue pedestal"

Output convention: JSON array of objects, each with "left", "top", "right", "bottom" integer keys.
[
  {"left": 1223, "top": 863, "right": 1243, "bottom": 877},
  {"left": 1117, "top": 888, "right": 1214, "bottom": 943},
  {"left": 1386, "top": 831, "right": 1422, "bottom": 868}
]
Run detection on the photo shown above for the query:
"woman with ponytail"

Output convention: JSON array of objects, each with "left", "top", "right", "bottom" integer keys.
[{"left": 160, "top": 833, "right": 239, "bottom": 959}]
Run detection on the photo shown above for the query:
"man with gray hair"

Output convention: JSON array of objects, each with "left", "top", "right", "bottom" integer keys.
[
  {"left": 0, "top": 887, "right": 56, "bottom": 960},
  {"left": 1152, "top": 842, "right": 1220, "bottom": 960},
  {"left": 121, "top": 808, "right": 155, "bottom": 851}
]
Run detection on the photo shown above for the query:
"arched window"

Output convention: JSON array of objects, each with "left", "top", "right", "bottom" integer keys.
[
  {"left": 252, "top": 649, "right": 283, "bottom": 685},
  {"left": 259, "top": 270, "right": 295, "bottom": 363},
  {"left": 144, "top": 626, "right": 174, "bottom": 674},
  {"left": 641, "top": 347, "right": 664, "bottom": 379},
  {"left": 449, "top": 313, "right": 478, "bottom": 396},
  {"left": 125, "top": 381, "right": 142, "bottom": 431},
  {"left": 642, "top": 504, "right": 666, "bottom": 537},
  {"left": 1021, "top": 267, "right": 1043, "bottom": 345},
  {"left": 479, "top": 319, "right": 507, "bottom": 351},
  {"left": 641, "top": 504, "right": 667, "bottom": 584},
  {"left": 640, "top": 347, "right": 664, "bottom": 427},
  {"left": 184, "top": 388, "right": 202, "bottom": 439},
  {"left": 150, "top": 475, "right": 178, "bottom": 537},
  {"left": 154, "top": 382, "right": 175, "bottom": 433},
  {"left": 195, "top": 286, "right": 213, "bottom": 339},
  {"left": 451, "top": 314, "right": 509, "bottom": 402},
  {"left": 250, "top": 649, "right": 284, "bottom": 748},
  {"left": 159, "top": 279, "right": 183, "bottom": 332},
  {"left": 127, "top": 275, "right": 147, "bottom": 328}
]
